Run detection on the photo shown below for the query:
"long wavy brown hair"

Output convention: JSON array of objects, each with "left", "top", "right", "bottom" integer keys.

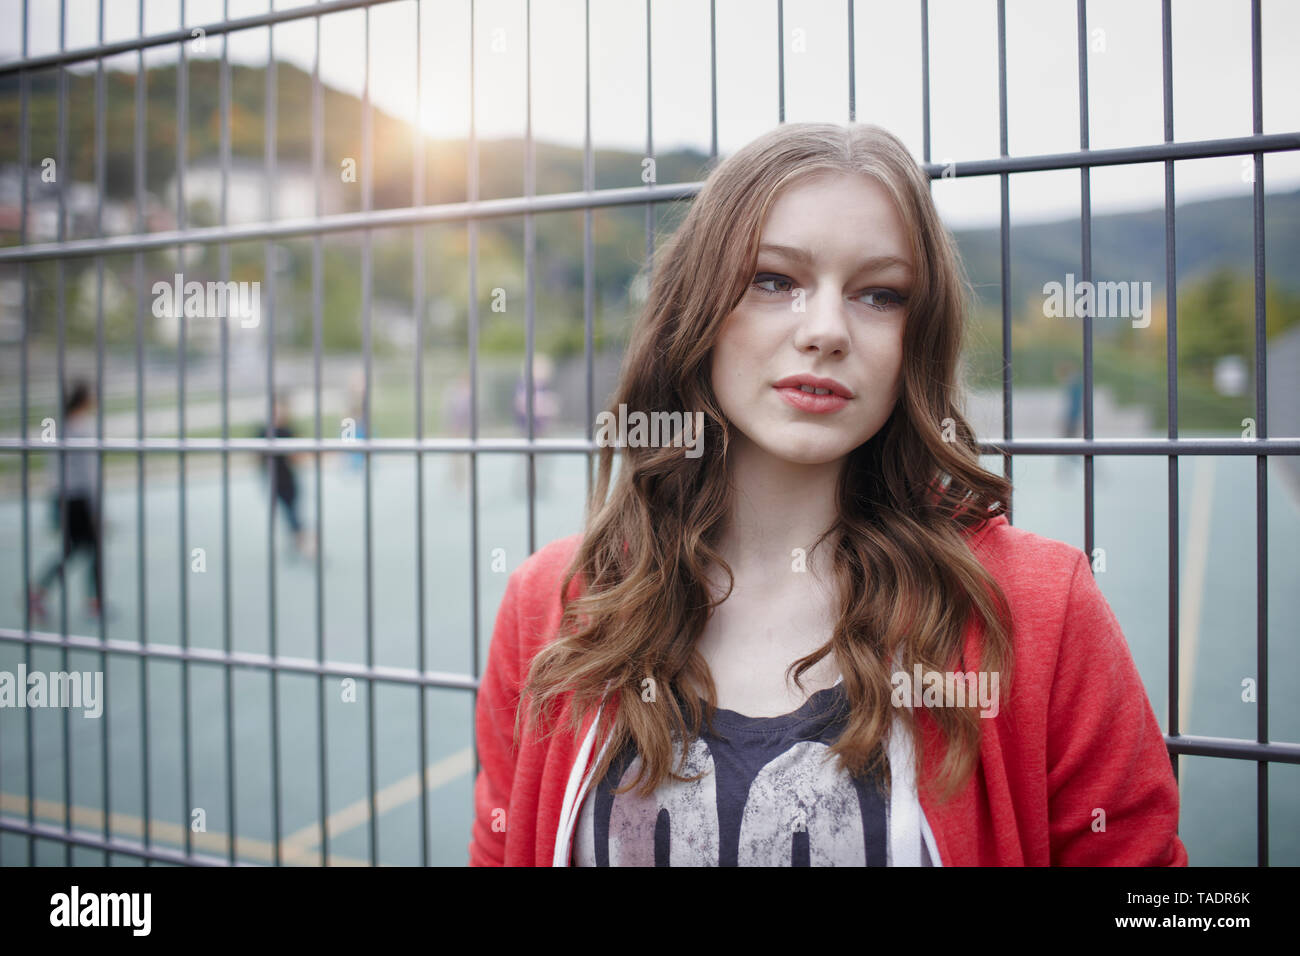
[{"left": 517, "top": 122, "right": 1014, "bottom": 805}]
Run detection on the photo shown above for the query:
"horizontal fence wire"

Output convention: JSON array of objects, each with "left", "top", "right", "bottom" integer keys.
[
  {"left": 1, "top": 437, "right": 1298, "bottom": 455},
  {"left": 3, "top": 133, "right": 1300, "bottom": 264}
]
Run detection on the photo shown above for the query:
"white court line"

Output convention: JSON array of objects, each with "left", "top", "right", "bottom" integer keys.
[{"left": 1178, "top": 454, "right": 1216, "bottom": 796}]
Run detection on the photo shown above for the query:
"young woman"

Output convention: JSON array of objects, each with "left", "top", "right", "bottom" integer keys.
[{"left": 469, "top": 122, "right": 1187, "bottom": 867}]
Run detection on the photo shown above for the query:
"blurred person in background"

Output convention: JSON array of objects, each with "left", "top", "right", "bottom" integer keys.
[
  {"left": 28, "top": 380, "right": 104, "bottom": 622},
  {"left": 346, "top": 367, "right": 369, "bottom": 473},
  {"left": 256, "top": 391, "right": 316, "bottom": 559},
  {"left": 444, "top": 369, "right": 473, "bottom": 493},
  {"left": 513, "top": 353, "right": 560, "bottom": 495},
  {"left": 1055, "top": 358, "right": 1083, "bottom": 481},
  {"left": 1057, "top": 358, "right": 1083, "bottom": 439}
]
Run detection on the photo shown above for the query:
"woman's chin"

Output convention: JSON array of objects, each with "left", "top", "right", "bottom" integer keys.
[{"left": 748, "top": 435, "right": 857, "bottom": 468}]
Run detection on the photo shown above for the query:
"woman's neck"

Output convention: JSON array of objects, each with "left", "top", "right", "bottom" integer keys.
[{"left": 712, "top": 436, "right": 843, "bottom": 586}]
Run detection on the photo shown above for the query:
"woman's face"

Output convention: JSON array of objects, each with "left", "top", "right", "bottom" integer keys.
[{"left": 709, "top": 169, "right": 913, "bottom": 468}]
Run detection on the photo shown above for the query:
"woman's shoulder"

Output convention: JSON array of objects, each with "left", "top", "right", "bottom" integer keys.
[
  {"left": 495, "top": 533, "right": 586, "bottom": 649},
  {"left": 509, "top": 532, "right": 585, "bottom": 599},
  {"left": 962, "top": 512, "right": 1104, "bottom": 639},
  {"left": 963, "top": 512, "right": 1088, "bottom": 581},
  {"left": 963, "top": 513, "right": 1128, "bottom": 676},
  {"left": 483, "top": 534, "right": 588, "bottom": 680}
]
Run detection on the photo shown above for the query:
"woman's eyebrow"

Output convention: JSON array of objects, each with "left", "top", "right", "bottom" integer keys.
[{"left": 757, "top": 242, "right": 912, "bottom": 275}]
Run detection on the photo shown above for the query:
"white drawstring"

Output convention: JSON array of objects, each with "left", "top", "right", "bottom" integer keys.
[
  {"left": 887, "top": 714, "right": 924, "bottom": 866},
  {"left": 553, "top": 695, "right": 615, "bottom": 867}
]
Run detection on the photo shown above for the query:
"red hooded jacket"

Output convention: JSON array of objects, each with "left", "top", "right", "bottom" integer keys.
[{"left": 469, "top": 513, "right": 1189, "bottom": 866}]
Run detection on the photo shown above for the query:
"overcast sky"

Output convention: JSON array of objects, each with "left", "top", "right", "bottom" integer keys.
[{"left": 3, "top": 0, "right": 1298, "bottom": 227}]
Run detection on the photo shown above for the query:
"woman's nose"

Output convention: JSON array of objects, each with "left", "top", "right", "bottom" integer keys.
[{"left": 791, "top": 289, "right": 852, "bottom": 355}]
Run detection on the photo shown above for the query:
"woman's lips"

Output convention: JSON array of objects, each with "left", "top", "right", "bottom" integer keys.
[{"left": 773, "top": 385, "right": 850, "bottom": 413}]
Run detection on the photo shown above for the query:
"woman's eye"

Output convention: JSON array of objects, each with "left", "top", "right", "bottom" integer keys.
[
  {"left": 752, "top": 273, "right": 794, "bottom": 295},
  {"left": 858, "top": 288, "right": 907, "bottom": 310},
  {"left": 750, "top": 275, "right": 907, "bottom": 310}
]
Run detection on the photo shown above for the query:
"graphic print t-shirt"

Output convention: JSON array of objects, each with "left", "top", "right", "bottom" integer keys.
[{"left": 572, "top": 680, "right": 936, "bottom": 866}]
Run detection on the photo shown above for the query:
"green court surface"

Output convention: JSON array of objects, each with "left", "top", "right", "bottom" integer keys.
[{"left": 1, "top": 449, "right": 1297, "bottom": 865}]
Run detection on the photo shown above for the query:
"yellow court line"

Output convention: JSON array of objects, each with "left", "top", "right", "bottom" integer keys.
[
  {"left": 0, "top": 745, "right": 473, "bottom": 865},
  {"left": 278, "top": 745, "right": 475, "bottom": 858},
  {"left": 0, "top": 791, "right": 351, "bottom": 864},
  {"left": 1177, "top": 454, "right": 1216, "bottom": 798}
]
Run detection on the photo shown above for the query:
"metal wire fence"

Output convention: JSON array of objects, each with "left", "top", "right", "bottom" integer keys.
[{"left": 0, "top": 0, "right": 1298, "bottom": 867}]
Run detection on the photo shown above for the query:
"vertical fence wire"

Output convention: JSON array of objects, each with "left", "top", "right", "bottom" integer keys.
[
  {"left": 362, "top": 5, "right": 378, "bottom": 867},
  {"left": 847, "top": 0, "right": 855, "bottom": 123},
  {"left": 468, "top": 0, "right": 481, "bottom": 782},
  {"left": 1249, "top": 0, "right": 1269, "bottom": 868},
  {"left": 583, "top": 0, "right": 593, "bottom": 506},
  {"left": 16, "top": 0, "right": 31, "bottom": 868},
  {"left": 413, "top": 0, "right": 429, "bottom": 871},
  {"left": 94, "top": 0, "right": 110, "bottom": 865},
  {"left": 776, "top": 0, "right": 784, "bottom": 124},
  {"left": 219, "top": 0, "right": 235, "bottom": 866},
  {"left": 1076, "top": 0, "right": 1095, "bottom": 563},
  {"left": 644, "top": 0, "right": 654, "bottom": 273},
  {"left": 133, "top": 0, "right": 150, "bottom": 863},
  {"left": 1161, "top": 0, "right": 1181, "bottom": 775},
  {"left": 996, "top": 0, "right": 1012, "bottom": 525},
  {"left": 525, "top": 0, "right": 536, "bottom": 557},
  {"left": 176, "top": 0, "right": 193, "bottom": 864},
  {"left": 709, "top": 0, "right": 717, "bottom": 162},
  {"left": 311, "top": 0, "right": 328, "bottom": 869},
  {"left": 266, "top": 12, "right": 283, "bottom": 869},
  {"left": 919, "top": 0, "right": 930, "bottom": 173},
  {"left": 55, "top": 0, "right": 71, "bottom": 866},
  {"left": 18, "top": 0, "right": 33, "bottom": 869}
]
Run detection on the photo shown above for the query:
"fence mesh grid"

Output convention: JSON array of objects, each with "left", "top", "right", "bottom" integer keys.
[{"left": 0, "top": 0, "right": 1298, "bottom": 867}]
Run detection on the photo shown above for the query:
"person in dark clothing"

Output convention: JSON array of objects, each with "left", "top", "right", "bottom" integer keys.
[
  {"left": 1055, "top": 359, "right": 1084, "bottom": 481},
  {"left": 30, "top": 380, "right": 104, "bottom": 622},
  {"left": 1057, "top": 359, "right": 1084, "bottom": 438},
  {"left": 256, "top": 392, "right": 315, "bottom": 558}
]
